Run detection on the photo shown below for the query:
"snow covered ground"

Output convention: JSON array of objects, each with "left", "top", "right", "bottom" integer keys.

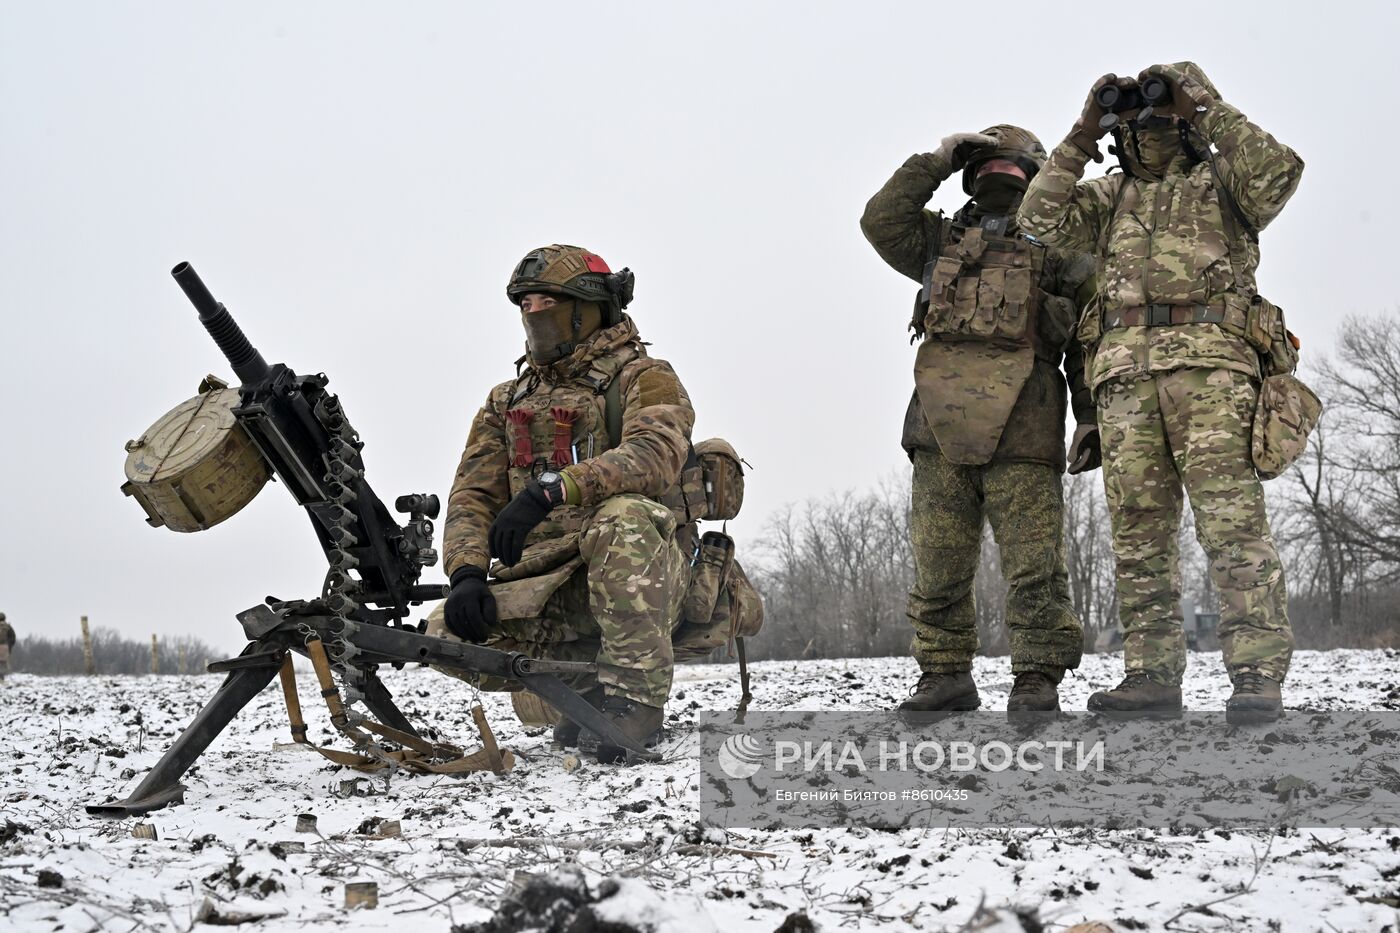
[{"left": 4, "top": 649, "right": 1400, "bottom": 932}]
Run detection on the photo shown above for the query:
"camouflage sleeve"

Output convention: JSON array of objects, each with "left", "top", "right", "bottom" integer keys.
[
  {"left": 1196, "top": 101, "right": 1304, "bottom": 232},
  {"left": 859, "top": 152, "right": 955, "bottom": 282},
  {"left": 1050, "top": 249, "right": 1098, "bottom": 424},
  {"left": 1016, "top": 141, "right": 1119, "bottom": 253},
  {"left": 563, "top": 358, "right": 694, "bottom": 507},
  {"left": 442, "top": 387, "right": 512, "bottom": 577}
]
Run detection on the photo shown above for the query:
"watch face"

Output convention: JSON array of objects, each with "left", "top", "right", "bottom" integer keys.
[{"left": 538, "top": 471, "right": 561, "bottom": 485}]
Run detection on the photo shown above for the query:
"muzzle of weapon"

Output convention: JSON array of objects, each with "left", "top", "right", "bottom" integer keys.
[{"left": 172, "top": 262, "right": 270, "bottom": 386}]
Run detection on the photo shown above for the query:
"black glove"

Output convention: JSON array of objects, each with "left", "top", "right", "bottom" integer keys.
[
  {"left": 444, "top": 565, "right": 496, "bottom": 643},
  {"left": 489, "top": 481, "right": 554, "bottom": 567},
  {"left": 1068, "top": 424, "right": 1102, "bottom": 475}
]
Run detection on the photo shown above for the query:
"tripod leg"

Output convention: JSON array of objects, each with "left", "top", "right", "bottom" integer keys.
[
  {"left": 87, "top": 661, "right": 279, "bottom": 818},
  {"left": 360, "top": 669, "right": 420, "bottom": 738}
]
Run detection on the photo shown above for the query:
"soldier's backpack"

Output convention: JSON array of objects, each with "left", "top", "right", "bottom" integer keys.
[{"left": 603, "top": 381, "right": 764, "bottom": 713}]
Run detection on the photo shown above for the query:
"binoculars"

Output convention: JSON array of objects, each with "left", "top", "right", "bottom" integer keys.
[{"left": 1096, "top": 77, "right": 1171, "bottom": 128}]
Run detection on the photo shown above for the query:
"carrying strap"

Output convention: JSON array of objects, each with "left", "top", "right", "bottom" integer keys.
[
  {"left": 278, "top": 642, "right": 512, "bottom": 775},
  {"left": 604, "top": 376, "right": 623, "bottom": 449},
  {"left": 734, "top": 636, "right": 752, "bottom": 725}
]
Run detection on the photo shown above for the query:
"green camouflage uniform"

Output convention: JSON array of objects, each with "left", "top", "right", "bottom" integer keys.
[
  {"left": 1017, "top": 62, "right": 1305, "bottom": 685},
  {"left": 861, "top": 142, "right": 1094, "bottom": 679},
  {"left": 432, "top": 316, "right": 696, "bottom": 707}
]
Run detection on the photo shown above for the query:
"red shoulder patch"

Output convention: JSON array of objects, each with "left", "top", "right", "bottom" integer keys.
[{"left": 582, "top": 253, "right": 611, "bottom": 274}]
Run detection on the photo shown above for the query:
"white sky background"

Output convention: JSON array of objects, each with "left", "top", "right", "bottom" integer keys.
[{"left": 2, "top": 2, "right": 1395, "bottom": 653}]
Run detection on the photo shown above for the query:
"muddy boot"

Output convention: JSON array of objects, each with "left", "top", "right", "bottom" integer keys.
[
  {"left": 592, "top": 694, "right": 665, "bottom": 764},
  {"left": 552, "top": 686, "right": 605, "bottom": 749},
  {"left": 897, "top": 672, "right": 980, "bottom": 713},
  {"left": 1226, "top": 669, "right": 1283, "bottom": 725},
  {"left": 1087, "top": 672, "right": 1182, "bottom": 718},
  {"left": 1007, "top": 671, "right": 1061, "bottom": 714}
]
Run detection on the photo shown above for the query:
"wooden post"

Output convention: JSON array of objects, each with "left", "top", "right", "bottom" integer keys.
[
  {"left": 151, "top": 635, "right": 160, "bottom": 675},
  {"left": 81, "top": 616, "right": 95, "bottom": 675}
]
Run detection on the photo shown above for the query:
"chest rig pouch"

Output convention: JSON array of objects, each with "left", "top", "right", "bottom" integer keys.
[
  {"left": 916, "top": 215, "right": 1047, "bottom": 351},
  {"left": 912, "top": 213, "right": 1046, "bottom": 466}
]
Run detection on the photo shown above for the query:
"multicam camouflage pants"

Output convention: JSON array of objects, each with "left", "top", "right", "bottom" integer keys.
[
  {"left": 429, "top": 494, "right": 688, "bottom": 708},
  {"left": 1098, "top": 368, "right": 1293, "bottom": 685},
  {"left": 909, "top": 448, "right": 1083, "bottom": 678}
]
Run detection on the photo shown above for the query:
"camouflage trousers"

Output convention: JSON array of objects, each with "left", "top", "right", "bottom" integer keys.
[
  {"left": 1098, "top": 369, "right": 1293, "bottom": 685},
  {"left": 908, "top": 448, "right": 1083, "bottom": 678},
  {"left": 429, "top": 494, "right": 688, "bottom": 708}
]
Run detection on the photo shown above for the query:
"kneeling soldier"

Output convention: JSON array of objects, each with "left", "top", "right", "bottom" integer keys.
[{"left": 432, "top": 245, "right": 698, "bottom": 762}]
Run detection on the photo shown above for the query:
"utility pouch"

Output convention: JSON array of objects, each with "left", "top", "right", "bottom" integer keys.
[
  {"left": 723, "top": 559, "right": 765, "bottom": 639},
  {"left": 1248, "top": 295, "right": 1301, "bottom": 377},
  {"left": 682, "top": 530, "right": 734, "bottom": 626},
  {"left": 1251, "top": 374, "right": 1322, "bottom": 480},
  {"left": 694, "top": 438, "right": 747, "bottom": 521}
]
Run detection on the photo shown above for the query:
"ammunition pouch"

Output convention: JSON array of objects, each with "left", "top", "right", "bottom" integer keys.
[{"left": 920, "top": 224, "right": 1047, "bottom": 353}]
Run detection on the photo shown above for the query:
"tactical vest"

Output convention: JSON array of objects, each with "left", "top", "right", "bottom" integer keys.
[
  {"left": 916, "top": 214, "right": 1051, "bottom": 358},
  {"left": 499, "top": 346, "right": 705, "bottom": 549},
  {"left": 910, "top": 213, "right": 1071, "bottom": 466}
]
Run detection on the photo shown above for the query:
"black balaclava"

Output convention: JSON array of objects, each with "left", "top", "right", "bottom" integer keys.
[
  {"left": 971, "top": 171, "right": 1028, "bottom": 216},
  {"left": 522, "top": 299, "right": 603, "bottom": 365}
]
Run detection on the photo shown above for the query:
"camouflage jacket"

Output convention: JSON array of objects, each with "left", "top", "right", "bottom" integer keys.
[
  {"left": 443, "top": 316, "right": 696, "bottom": 577},
  {"left": 1016, "top": 101, "right": 1304, "bottom": 392},
  {"left": 861, "top": 150, "right": 1095, "bottom": 469}
]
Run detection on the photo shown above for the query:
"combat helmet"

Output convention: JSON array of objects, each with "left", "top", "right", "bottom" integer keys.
[
  {"left": 961, "top": 125, "right": 1048, "bottom": 195},
  {"left": 507, "top": 244, "right": 635, "bottom": 326}
]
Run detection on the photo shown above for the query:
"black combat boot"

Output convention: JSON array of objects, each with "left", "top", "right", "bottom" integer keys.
[
  {"left": 552, "top": 686, "right": 605, "bottom": 749},
  {"left": 1087, "top": 672, "right": 1183, "bottom": 718},
  {"left": 592, "top": 694, "right": 665, "bottom": 764},
  {"left": 897, "top": 672, "right": 981, "bottom": 713},
  {"left": 1007, "top": 671, "right": 1061, "bottom": 714},
  {"left": 1226, "top": 669, "right": 1283, "bottom": 725}
]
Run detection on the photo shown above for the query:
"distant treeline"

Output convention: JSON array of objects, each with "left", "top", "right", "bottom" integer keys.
[{"left": 8, "top": 627, "right": 218, "bottom": 676}]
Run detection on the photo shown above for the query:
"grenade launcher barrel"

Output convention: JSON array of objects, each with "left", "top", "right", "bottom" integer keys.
[{"left": 171, "top": 261, "right": 270, "bottom": 386}]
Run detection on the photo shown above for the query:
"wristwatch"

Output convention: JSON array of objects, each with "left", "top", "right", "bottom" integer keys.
[{"left": 535, "top": 470, "right": 567, "bottom": 508}]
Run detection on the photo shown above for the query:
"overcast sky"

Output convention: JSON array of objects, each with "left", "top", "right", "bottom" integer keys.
[{"left": 3, "top": 2, "right": 1395, "bottom": 653}]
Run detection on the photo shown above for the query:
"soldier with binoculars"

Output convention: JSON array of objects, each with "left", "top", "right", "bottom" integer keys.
[{"left": 1017, "top": 63, "right": 1305, "bottom": 722}]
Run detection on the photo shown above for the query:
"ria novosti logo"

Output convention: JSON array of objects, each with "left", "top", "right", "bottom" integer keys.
[{"left": 717, "top": 733, "right": 764, "bottom": 779}]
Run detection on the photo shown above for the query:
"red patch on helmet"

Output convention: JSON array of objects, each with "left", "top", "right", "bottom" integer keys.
[{"left": 582, "top": 253, "right": 611, "bottom": 274}]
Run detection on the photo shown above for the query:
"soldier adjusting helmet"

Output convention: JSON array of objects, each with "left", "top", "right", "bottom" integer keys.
[{"left": 961, "top": 125, "right": 1048, "bottom": 195}]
